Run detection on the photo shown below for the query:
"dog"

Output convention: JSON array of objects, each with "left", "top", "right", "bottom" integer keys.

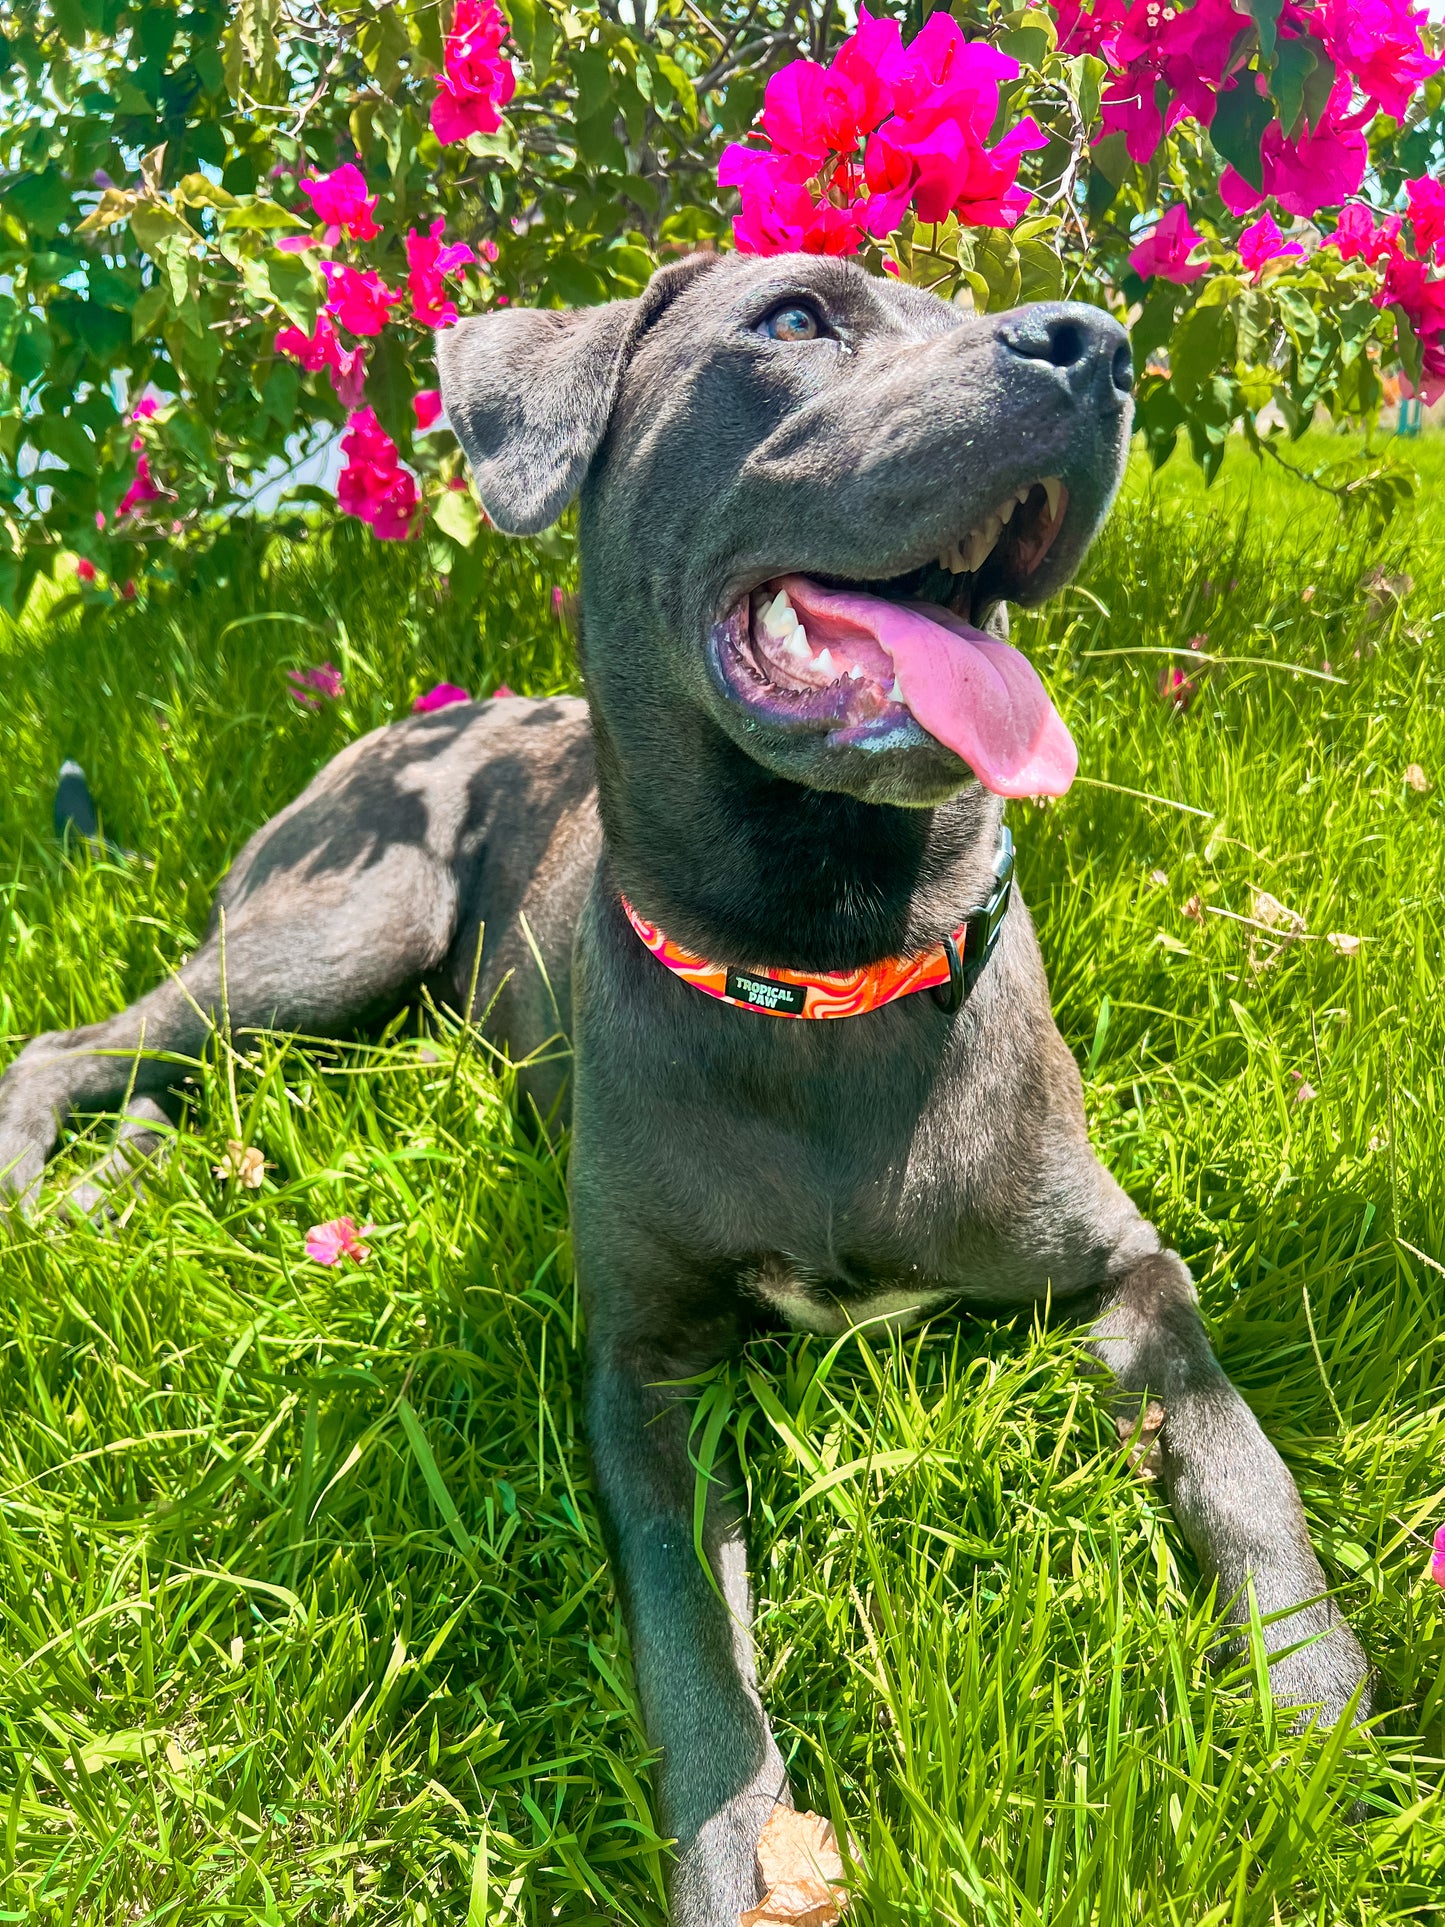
[{"left": 0, "top": 252, "right": 1369, "bottom": 1924}]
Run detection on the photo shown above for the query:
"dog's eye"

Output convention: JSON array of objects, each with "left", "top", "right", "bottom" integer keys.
[{"left": 761, "top": 303, "right": 823, "bottom": 343}]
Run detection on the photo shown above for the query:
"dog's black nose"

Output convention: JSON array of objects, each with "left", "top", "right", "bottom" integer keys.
[{"left": 997, "top": 303, "right": 1134, "bottom": 408}]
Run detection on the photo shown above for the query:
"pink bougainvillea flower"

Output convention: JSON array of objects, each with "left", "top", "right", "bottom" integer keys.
[
  {"left": 337, "top": 406, "right": 421, "bottom": 541},
  {"left": 414, "top": 389, "right": 444, "bottom": 431},
  {"left": 277, "top": 233, "right": 319, "bottom": 254},
  {"left": 1129, "top": 202, "right": 1209, "bottom": 283},
  {"left": 1331, "top": 202, "right": 1403, "bottom": 264},
  {"left": 551, "top": 585, "right": 565, "bottom": 614},
  {"left": 718, "top": 148, "right": 870, "bottom": 256},
  {"left": 1407, "top": 175, "right": 1445, "bottom": 267},
  {"left": 406, "top": 219, "right": 476, "bottom": 329},
  {"left": 431, "top": 0, "right": 517, "bottom": 145},
  {"left": 131, "top": 395, "right": 158, "bottom": 420},
  {"left": 322, "top": 261, "right": 402, "bottom": 337},
  {"left": 75, "top": 556, "right": 96, "bottom": 582},
  {"left": 1431, "top": 1524, "right": 1445, "bottom": 1587},
  {"left": 1318, "top": 0, "right": 1443, "bottom": 124},
  {"left": 331, "top": 345, "right": 367, "bottom": 411},
  {"left": 286, "top": 662, "right": 345, "bottom": 708},
  {"left": 275, "top": 314, "right": 367, "bottom": 407},
  {"left": 720, "top": 6, "right": 1039, "bottom": 255},
  {"left": 1220, "top": 92, "right": 1369, "bottom": 220},
  {"left": 479, "top": 237, "right": 500, "bottom": 264},
  {"left": 276, "top": 314, "right": 344, "bottom": 373},
  {"left": 300, "top": 162, "right": 380, "bottom": 241},
  {"left": 412, "top": 681, "right": 472, "bottom": 713},
  {"left": 304, "top": 1215, "right": 374, "bottom": 1265},
  {"left": 1238, "top": 212, "right": 1303, "bottom": 281},
  {"left": 120, "top": 579, "right": 136, "bottom": 601},
  {"left": 492, "top": 683, "right": 515, "bottom": 699},
  {"left": 117, "top": 453, "right": 165, "bottom": 517}
]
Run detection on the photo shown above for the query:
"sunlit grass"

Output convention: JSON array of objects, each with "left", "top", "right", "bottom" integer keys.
[{"left": 1, "top": 434, "right": 1443, "bottom": 1922}]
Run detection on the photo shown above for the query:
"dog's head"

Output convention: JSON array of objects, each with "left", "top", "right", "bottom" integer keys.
[{"left": 439, "top": 251, "right": 1131, "bottom": 811}]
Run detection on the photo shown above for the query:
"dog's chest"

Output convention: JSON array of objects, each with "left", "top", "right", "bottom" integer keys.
[{"left": 744, "top": 1259, "right": 958, "bottom": 1336}]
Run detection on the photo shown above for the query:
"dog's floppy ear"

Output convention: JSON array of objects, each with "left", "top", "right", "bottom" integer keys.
[{"left": 436, "top": 253, "right": 717, "bottom": 536}]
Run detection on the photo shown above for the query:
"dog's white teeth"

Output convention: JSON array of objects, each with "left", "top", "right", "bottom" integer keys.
[
  {"left": 814, "top": 647, "right": 836, "bottom": 677},
  {"left": 759, "top": 589, "right": 798, "bottom": 641},
  {"left": 847, "top": 663, "right": 863, "bottom": 680},
  {"left": 959, "top": 519, "right": 998, "bottom": 574},
  {"left": 782, "top": 630, "right": 812, "bottom": 661},
  {"left": 1015, "top": 484, "right": 1032, "bottom": 505},
  {"left": 1042, "top": 476, "right": 1063, "bottom": 522},
  {"left": 998, "top": 496, "right": 1018, "bottom": 526},
  {"left": 887, "top": 678, "right": 904, "bottom": 703}
]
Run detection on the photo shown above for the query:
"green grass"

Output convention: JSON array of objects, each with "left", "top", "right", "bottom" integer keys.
[{"left": 1, "top": 433, "right": 1444, "bottom": 1924}]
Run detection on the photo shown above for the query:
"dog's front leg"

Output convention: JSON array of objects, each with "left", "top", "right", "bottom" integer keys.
[
  {"left": 1087, "top": 1250, "right": 1371, "bottom": 1724},
  {"left": 587, "top": 1329, "right": 788, "bottom": 1925}
]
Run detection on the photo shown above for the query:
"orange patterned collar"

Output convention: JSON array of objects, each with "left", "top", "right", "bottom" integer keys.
[{"left": 621, "top": 827, "right": 1014, "bottom": 1020}]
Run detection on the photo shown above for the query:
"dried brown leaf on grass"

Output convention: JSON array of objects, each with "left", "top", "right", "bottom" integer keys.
[
  {"left": 214, "top": 1139, "right": 267, "bottom": 1188},
  {"left": 1249, "top": 889, "right": 1305, "bottom": 933},
  {"left": 739, "top": 1810, "right": 850, "bottom": 1927}
]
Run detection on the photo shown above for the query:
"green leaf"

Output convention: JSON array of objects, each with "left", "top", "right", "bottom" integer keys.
[
  {"left": 503, "top": 0, "right": 538, "bottom": 62},
  {"left": 1249, "top": 0, "right": 1284, "bottom": 59},
  {"left": 464, "top": 126, "right": 521, "bottom": 169},
  {"left": 367, "top": 328, "right": 413, "bottom": 452},
  {"left": 1301, "top": 46, "right": 1335, "bottom": 131},
  {"left": 34, "top": 414, "right": 95, "bottom": 472},
  {"left": 71, "top": 301, "right": 131, "bottom": 359},
  {"left": 177, "top": 173, "right": 238, "bottom": 212},
  {"left": 6, "top": 169, "right": 74, "bottom": 238},
  {"left": 572, "top": 46, "right": 612, "bottom": 120},
  {"left": 544, "top": 254, "right": 611, "bottom": 307},
  {"left": 433, "top": 483, "right": 481, "bottom": 547},
  {"left": 1169, "top": 299, "right": 1236, "bottom": 401},
  {"left": 223, "top": 197, "right": 310, "bottom": 232},
  {"left": 1132, "top": 285, "right": 1183, "bottom": 369},
  {"left": 1017, "top": 237, "right": 1064, "bottom": 304},
  {"left": 11, "top": 318, "right": 51, "bottom": 387},
  {"left": 1210, "top": 81, "right": 1275, "bottom": 192},
  {"left": 969, "top": 230, "right": 1021, "bottom": 315},
  {"left": 131, "top": 282, "right": 168, "bottom": 342},
  {"left": 259, "top": 357, "right": 300, "bottom": 427},
  {"left": 576, "top": 107, "right": 626, "bottom": 171},
  {"left": 653, "top": 52, "right": 697, "bottom": 130},
  {"left": 265, "top": 252, "right": 321, "bottom": 335},
  {"left": 1269, "top": 37, "right": 1316, "bottom": 138}
]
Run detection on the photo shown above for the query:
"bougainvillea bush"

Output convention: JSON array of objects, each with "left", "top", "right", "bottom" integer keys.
[{"left": 0, "top": 0, "right": 1441, "bottom": 612}]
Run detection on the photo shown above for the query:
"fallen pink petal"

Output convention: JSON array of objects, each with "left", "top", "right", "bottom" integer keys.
[
  {"left": 413, "top": 681, "right": 471, "bottom": 712},
  {"left": 304, "top": 1216, "right": 375, "bottom": 1266},
  {"left": 1158, "top": 664, "right": 1196, "bottom": 712},
  {"left": 492, "top": 683, "right": 515, "bottom": 699},
  {"left": 287, "top": 663, "right": 345, "bottom": 706}
]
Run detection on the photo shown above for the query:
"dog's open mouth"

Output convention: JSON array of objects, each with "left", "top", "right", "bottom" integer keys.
[{"left": 712, "top": 478, "right": 1078, "bottom": 799}]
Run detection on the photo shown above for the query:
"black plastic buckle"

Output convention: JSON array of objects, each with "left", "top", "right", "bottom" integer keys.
[{"left": 931, "top": 825, "right": 1014, "bottom": 1014}]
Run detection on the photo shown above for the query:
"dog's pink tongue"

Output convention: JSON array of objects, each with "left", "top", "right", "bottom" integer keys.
[{"left": 781, "top": 577, "right": 1077, "bottom": 799}]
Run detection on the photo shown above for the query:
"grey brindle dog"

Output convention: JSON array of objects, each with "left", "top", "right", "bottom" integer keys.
[{"left": 0, "top": 253, "right": 1368, "bottom": 1923}]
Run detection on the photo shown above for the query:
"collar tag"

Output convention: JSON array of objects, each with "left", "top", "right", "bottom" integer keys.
[{"left": 724, "top": 969, "right": 808, "bottom": 1015}]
